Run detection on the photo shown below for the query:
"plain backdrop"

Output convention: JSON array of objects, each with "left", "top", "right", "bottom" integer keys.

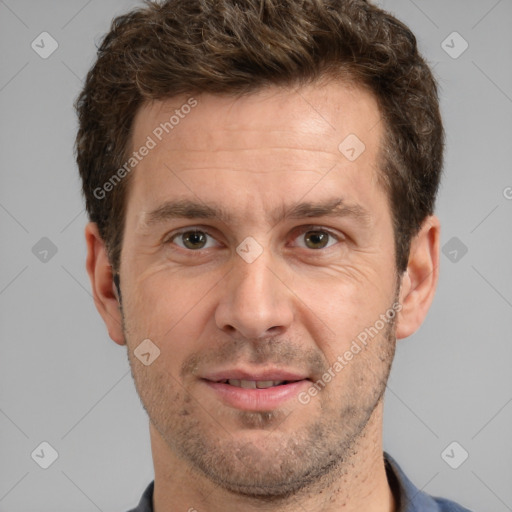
[{"left": 0, "top": 0, "right": 511, "bottom": 510}]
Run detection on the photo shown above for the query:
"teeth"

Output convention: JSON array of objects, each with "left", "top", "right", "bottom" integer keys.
[
  {"left": 256, "top": 380, "right": 284, "bottom": 389},
  {"left": 226, "top": 379, "right": 286, "bottom": 388}
]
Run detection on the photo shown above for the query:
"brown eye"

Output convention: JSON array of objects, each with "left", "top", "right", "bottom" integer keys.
[
  {"left": 168, "top": 229, "right": 218, "bottom": 251},
  {"left": 303, "top": 230, "right": 330, "bottom": 249},
  {"left": 181, "top": 231, "right": 207, "bottom": 249}
]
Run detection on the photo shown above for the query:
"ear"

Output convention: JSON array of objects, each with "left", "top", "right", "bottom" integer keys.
[
  {"left": 395, "top": 215, "right": 440, "bottom": 340},
  {"left": 85, "top": 222, "right": 126, "bottom": 346}
]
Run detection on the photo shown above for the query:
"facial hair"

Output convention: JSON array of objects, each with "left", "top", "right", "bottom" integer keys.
[{"left": 120, "top": 291, "right": 399, "bottom": 501}]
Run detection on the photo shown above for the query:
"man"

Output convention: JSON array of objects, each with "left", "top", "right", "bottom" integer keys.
[{"left": 76, "top": 0, "right": 473, "bottom": 510}]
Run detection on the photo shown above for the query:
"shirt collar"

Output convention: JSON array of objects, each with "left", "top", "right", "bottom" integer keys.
[{"left": 384, "top": 451, "right": 444, "bottom": 512}]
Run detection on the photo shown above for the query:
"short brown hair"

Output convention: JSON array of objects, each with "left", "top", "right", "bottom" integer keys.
[{"left": 75, "top": 0, "right": 444, "bottom": 275}]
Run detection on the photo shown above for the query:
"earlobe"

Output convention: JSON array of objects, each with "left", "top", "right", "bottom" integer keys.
[
  {"left": 395, "top": 215, "right": 440, "bottom": 340},
  {"left": 85, "top": 222, "right": 126, "bottom": 346}
]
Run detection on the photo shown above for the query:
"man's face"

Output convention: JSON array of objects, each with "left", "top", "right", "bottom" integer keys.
[{"left": 118, "top": 81, "right": 400, "bottom": 497}]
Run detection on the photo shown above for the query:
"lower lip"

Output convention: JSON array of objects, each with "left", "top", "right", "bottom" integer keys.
[{"left": 203, "top": 380, "right": 310, "bottom": 411}]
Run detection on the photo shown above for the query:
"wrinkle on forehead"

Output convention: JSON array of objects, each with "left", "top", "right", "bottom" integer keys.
[{"left": 126, "top": 81, "right": 384, "bottom": 239}]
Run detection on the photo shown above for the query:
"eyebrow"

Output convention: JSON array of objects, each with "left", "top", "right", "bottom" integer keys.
[{"left": 140, "top": 197, "right": 372, "bottom": 231}]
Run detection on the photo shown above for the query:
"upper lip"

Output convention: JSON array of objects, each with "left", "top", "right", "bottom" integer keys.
[{"left": 201, "top": 368, "right": 310, "bottom": 382}]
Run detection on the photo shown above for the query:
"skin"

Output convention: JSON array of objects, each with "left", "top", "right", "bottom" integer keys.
[{"left": 86, "top": 79, "right": 440, "bottom": 512}]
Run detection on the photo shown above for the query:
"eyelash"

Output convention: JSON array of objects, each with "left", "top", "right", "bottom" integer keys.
[{"left": 163, "top": 225, "right": 345, "bottom": 254}]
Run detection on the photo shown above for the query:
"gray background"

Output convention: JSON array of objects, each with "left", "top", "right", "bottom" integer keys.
[{"left": 0, "top": 0, "right": 511, "bottom": 510}]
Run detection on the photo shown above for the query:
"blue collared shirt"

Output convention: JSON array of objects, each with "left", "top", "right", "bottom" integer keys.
[{"left": 127, "top": 452, "right": 474, "bottom": 511}]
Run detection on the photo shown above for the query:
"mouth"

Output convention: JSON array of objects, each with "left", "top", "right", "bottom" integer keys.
[
  {"left": 214, "top": 379, "right": 301, "bottom": 389},
  {"left": 200, "top": 370, "right": 311, "bottom": 411}
]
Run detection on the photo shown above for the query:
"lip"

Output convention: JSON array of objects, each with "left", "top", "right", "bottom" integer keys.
[
  {"left": 201, "top": 368, "right": 309, "bottom": 382},
  {"left": 200, "top": 368, "right": 311, "bottom": 411}
]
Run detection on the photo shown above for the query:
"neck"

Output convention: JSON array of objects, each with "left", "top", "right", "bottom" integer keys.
[{"left": 150, "top": 401, "right": 396, "bottom": 512}]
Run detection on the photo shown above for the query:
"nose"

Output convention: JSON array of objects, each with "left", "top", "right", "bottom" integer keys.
[{"left": 215, "top": 248, "right": 294, "bottom": 340}]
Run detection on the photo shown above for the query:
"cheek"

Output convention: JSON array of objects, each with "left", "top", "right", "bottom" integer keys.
[
  {"left": 128, "top": 266, "right": 208, "bottom": 321},
  {"left": 293, "top": 264, "right": 389, "bottom": 322},
  {"left": 288, "top": 266, "right": 396, "bottom": 364},
  {"left": 129, "top": 356, "right": 188, "bottom": 426}
]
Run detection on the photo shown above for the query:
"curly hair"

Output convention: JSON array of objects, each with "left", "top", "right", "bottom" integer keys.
[{"left": 75, "top": 0, "right": 444, "bottom": 275}]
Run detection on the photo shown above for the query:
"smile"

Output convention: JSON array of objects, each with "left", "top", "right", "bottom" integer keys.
[{"left": 218, "top": 379, "right": 296, "bottom": 389}]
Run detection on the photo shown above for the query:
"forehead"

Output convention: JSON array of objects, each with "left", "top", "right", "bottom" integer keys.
[
  {"left": 126, "top": 80, "right": 385, "bottom": 227},
  {"left": 132, "top": 80, "right": 381, "bottom": 155}
]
